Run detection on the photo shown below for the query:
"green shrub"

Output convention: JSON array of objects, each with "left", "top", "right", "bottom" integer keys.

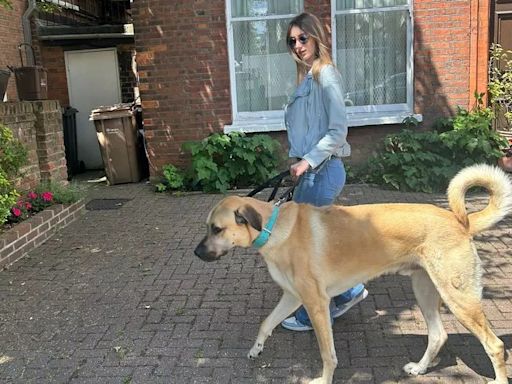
[
  {"left": 359, "top": 98, "right": 508, "bottom": 193},
  {"left": 0, "top": 124, "right": 27, "bottom": 224},
  {"left": 0, "top": 0, "right": 13, "bottom": 9},
  {"left": 182, "top": 132, "right": 283, "bottom": 193},
  {"left": 488, "top": 44, "right": 512, "bottom": 129},
  {"left": 4, "top": 182, "right": 84, "bottom": 225},
  {"left": 0, "top": 123, "right": 27, "bottom": 178},
  {"left": 155, "top": 164, "right": 185, "bottom": 192},
  {"left": 34, "top": 181, "right": 85, "bottom": 204},
  {"left": 0, "top": 172, "right": 18, "bottom": 224}
]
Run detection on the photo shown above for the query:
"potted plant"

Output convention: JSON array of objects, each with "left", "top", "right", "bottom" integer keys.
[{"left": 498, "top": 142, "right": 512, "bottom": 173}]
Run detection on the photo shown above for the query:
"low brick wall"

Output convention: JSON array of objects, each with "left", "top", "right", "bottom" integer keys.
[
  {"left": 0, "top": 200, "right": 85, "bottom": 270},
  {"left": 0, "top": 101, "right": 81, "bottom": 267}
]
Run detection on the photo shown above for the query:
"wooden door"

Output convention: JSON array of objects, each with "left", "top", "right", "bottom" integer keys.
[
  {"left": 492, "top": 0, "right": 512, "bottom": 51},
  {"left": 491, "top": 0, "right": 512, "bottom": 131}
]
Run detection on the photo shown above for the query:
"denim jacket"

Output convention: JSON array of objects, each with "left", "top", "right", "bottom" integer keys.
[{"left": 285, "top": 64, "right": 351, "bottom": 169}]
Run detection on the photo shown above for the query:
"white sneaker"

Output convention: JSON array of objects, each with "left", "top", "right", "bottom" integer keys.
[
  {"left": 281, "top": 316, "right": 314, "bottom": 332},
  {"left": 331, "top": 289, "right": 368, "bottom": 319}
]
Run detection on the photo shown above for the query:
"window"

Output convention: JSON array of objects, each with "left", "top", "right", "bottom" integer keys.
[
  {"left": 332, "top": 0, "right": 414, "bottom": 116},
  {"left": 226, "top": 0, "right": 418, "bottom": 132},
  {"left": 226, "top": 0, "right": 303, "bottom": 132}
]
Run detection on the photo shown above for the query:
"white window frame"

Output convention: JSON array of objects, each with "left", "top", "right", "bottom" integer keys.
[
  {"left": 225, "top": 1, "right": 421, "bottom": 134},
  {"left": 331, "top": 1, "right": 421, "bottom": 124},
  {"left": 225, "top": 3, "right": 301, "bottom": 133}
]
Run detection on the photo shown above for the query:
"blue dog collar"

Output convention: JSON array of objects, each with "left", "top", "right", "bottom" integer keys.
[{"left": 252, "top": 206, "right": 280, "bottom": 249}]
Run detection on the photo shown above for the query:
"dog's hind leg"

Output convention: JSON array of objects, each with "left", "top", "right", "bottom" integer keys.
[
  {"left": 424, "top": 247, "right": 507, "bottom": 384},
  {"left": 248, "top": 291, "right": 300, "bottom": 359},
  {"left": 403, "top": 269, "right": 447, "bottom": 376},
  {"left": 440, "top": 287, "right": 506, "bottom": 383}
]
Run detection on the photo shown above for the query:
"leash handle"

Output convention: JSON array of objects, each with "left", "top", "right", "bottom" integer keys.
[{"left": 246, "top": 170, "right": 289, "bottom": 198}]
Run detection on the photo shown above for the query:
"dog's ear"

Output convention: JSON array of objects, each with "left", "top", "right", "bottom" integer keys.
[{"left": 235, "top": 205, "right": 262, "bottom": 231}]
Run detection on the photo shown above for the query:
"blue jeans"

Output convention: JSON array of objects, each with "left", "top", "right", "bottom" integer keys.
[{"left": 292, "top": 158, "right": 364, "bottom": 326}]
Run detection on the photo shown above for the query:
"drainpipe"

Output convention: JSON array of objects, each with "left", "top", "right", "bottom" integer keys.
[{"left": 22, "top": 0, "right": 37, "bottom": 66}]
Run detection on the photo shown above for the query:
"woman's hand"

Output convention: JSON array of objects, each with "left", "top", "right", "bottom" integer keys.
[{"left": 290, "top": 159, "right": 311, "bottom": 180}]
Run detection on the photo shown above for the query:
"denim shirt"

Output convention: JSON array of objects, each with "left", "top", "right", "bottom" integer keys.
[{"left": 285, "top": 65, "right": 351, "bottom": 169}]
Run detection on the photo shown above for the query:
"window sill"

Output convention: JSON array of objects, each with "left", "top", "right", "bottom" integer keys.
[
  {"left": 347, "top": 112, "right": 423, "bottom": 127},
  {"left": 224, "top": 112, "right": 423, "bottom": 133},
  {"left": 224, "top": 117, "right": 285, "bottom": 133}
]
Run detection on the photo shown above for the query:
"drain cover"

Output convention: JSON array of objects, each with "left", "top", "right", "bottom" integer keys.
[{"left": 85, "top": 198, "right": 131, "bottom": 210}]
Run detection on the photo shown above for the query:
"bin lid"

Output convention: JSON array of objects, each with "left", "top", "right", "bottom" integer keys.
[
  {"left": 90, "top": 103, "right": 134, "bottom": 120},
  {"left": 13, "top": 66, "right": 47, "bottom": 73}
]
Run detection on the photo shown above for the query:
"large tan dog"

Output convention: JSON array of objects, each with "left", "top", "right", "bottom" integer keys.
[{"left": 194, "top": 164, "right": 512, "bottom": 384}]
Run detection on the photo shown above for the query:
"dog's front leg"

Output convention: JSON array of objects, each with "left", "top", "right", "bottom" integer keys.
[
  {"left": 304, "top": 297, "right": 337, "bottom": 384},
  {"left": 248, "top": 291, "right": 300, "bottom": 359}
]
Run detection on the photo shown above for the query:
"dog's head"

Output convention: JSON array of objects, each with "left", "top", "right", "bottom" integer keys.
[{"left": 194, "top": 196, "right": 264, "bottom": 262}]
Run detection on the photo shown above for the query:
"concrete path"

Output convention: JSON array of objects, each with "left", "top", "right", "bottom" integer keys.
[{"left": 0, "top": 179, "right": 511, "bottom": 383}]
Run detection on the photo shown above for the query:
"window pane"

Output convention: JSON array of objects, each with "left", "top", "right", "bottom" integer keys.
[
  {"left": 336, "top": 10, "right": 407, "bottom": 106},
  {"left": 336, "top": 0, "right": 407, "bottom": 10},
  {"left": 232, "top": 0, "right": 303, "bottom": 18},
  {"left": 233, "top": 18, "right": 296, "bottom": 112}
]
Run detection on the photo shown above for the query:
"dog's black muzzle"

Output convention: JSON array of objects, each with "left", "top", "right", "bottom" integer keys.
[{"left": 194, "top": 237, "right": 221, "bottom": 262}]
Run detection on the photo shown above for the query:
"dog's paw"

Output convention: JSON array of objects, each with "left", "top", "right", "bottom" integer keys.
[
  {"left": 308, "top": 380, "right": 326, "bottom": 384},
  {"left": 308, "top": 378, "right": 328, "bottom": 384},
  {"left": 247, "top": 342, "right": 264, "bottom": 359},
  {"left": 403, "top": 362, "right": 427, "bottom": 376}
]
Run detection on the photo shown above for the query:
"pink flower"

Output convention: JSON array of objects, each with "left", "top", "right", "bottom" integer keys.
[
  {"left": 12, "top": 207, "right": 22, "bottom": 217},
  {"left": 41, "top": 192, "right": 53, "bottom": 202},
  {"left": 27, "top": 192, "right": 38, "bottom": 200},
  {"left": 16, "top": 200, "right": 24, "bottom": 207},
  {"left": 25, "top": 202, "right": 32, "bottom": 210}
]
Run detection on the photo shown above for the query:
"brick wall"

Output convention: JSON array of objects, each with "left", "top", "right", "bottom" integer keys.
[
  {"left": 32, "top": 100, "right": 68, "bottom": 182},
  {"left": 0, "top": 0, "right": 25, "bottom": 100},
  {"left": 39, "top": 46, "right": 69, "bottom": 106},
  {"left": 133, "top": 0, "right": 232, "bottom": 173},
  {"left": 118, "top": 44, "right": 137, "bottom": 103},
  {"left": 414, "top": 0, "right": 472, "bottom": 127},
  {"left": 133, "top": 0, "right": 490, "bottom": 175},
  {"left": 0, "top": 101, "right": 68, "bottom": 191}
]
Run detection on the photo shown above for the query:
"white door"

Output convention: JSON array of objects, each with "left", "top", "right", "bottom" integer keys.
[{"left": 65, "top": 48, "right": 121, "bottom": 169}]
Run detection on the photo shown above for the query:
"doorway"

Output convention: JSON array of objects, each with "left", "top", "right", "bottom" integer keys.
[{"left": 65, "top": 48, "right": 122, "bottom": 169}]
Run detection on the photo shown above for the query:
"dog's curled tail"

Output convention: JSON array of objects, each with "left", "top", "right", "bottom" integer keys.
[{"left": 447, "top": 164, "right": 512, "bottom": 235}]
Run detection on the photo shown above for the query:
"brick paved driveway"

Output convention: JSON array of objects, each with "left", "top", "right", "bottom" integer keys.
[{"left": 0, "top": 181, "right": 511, "bottom": 383}]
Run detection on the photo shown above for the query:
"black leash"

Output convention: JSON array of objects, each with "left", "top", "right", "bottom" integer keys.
[{"left": 246, "top": 170, "right": 296, "bottom": 206}]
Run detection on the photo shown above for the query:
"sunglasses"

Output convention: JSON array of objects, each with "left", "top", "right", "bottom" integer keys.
[{"left": 288, "top": 34, "right": 309, "bottom": 48}]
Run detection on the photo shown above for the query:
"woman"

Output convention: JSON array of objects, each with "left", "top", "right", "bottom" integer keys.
[{"left": 281, "top": 12, "right": 368, "bottom": 332}]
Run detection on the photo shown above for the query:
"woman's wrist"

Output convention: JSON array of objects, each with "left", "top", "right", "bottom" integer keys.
[{"left": 290, "top": 159, "right": 311, "bottom": 179}]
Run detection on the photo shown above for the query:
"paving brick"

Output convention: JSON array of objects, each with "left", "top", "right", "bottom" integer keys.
[{"left": 0, "top": 182, "right": 511, "bottom": 383}]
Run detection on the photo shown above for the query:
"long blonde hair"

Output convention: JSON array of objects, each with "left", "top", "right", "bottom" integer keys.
[{"left": 287, "top": 12, "right": 333, "bottom": 84}]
